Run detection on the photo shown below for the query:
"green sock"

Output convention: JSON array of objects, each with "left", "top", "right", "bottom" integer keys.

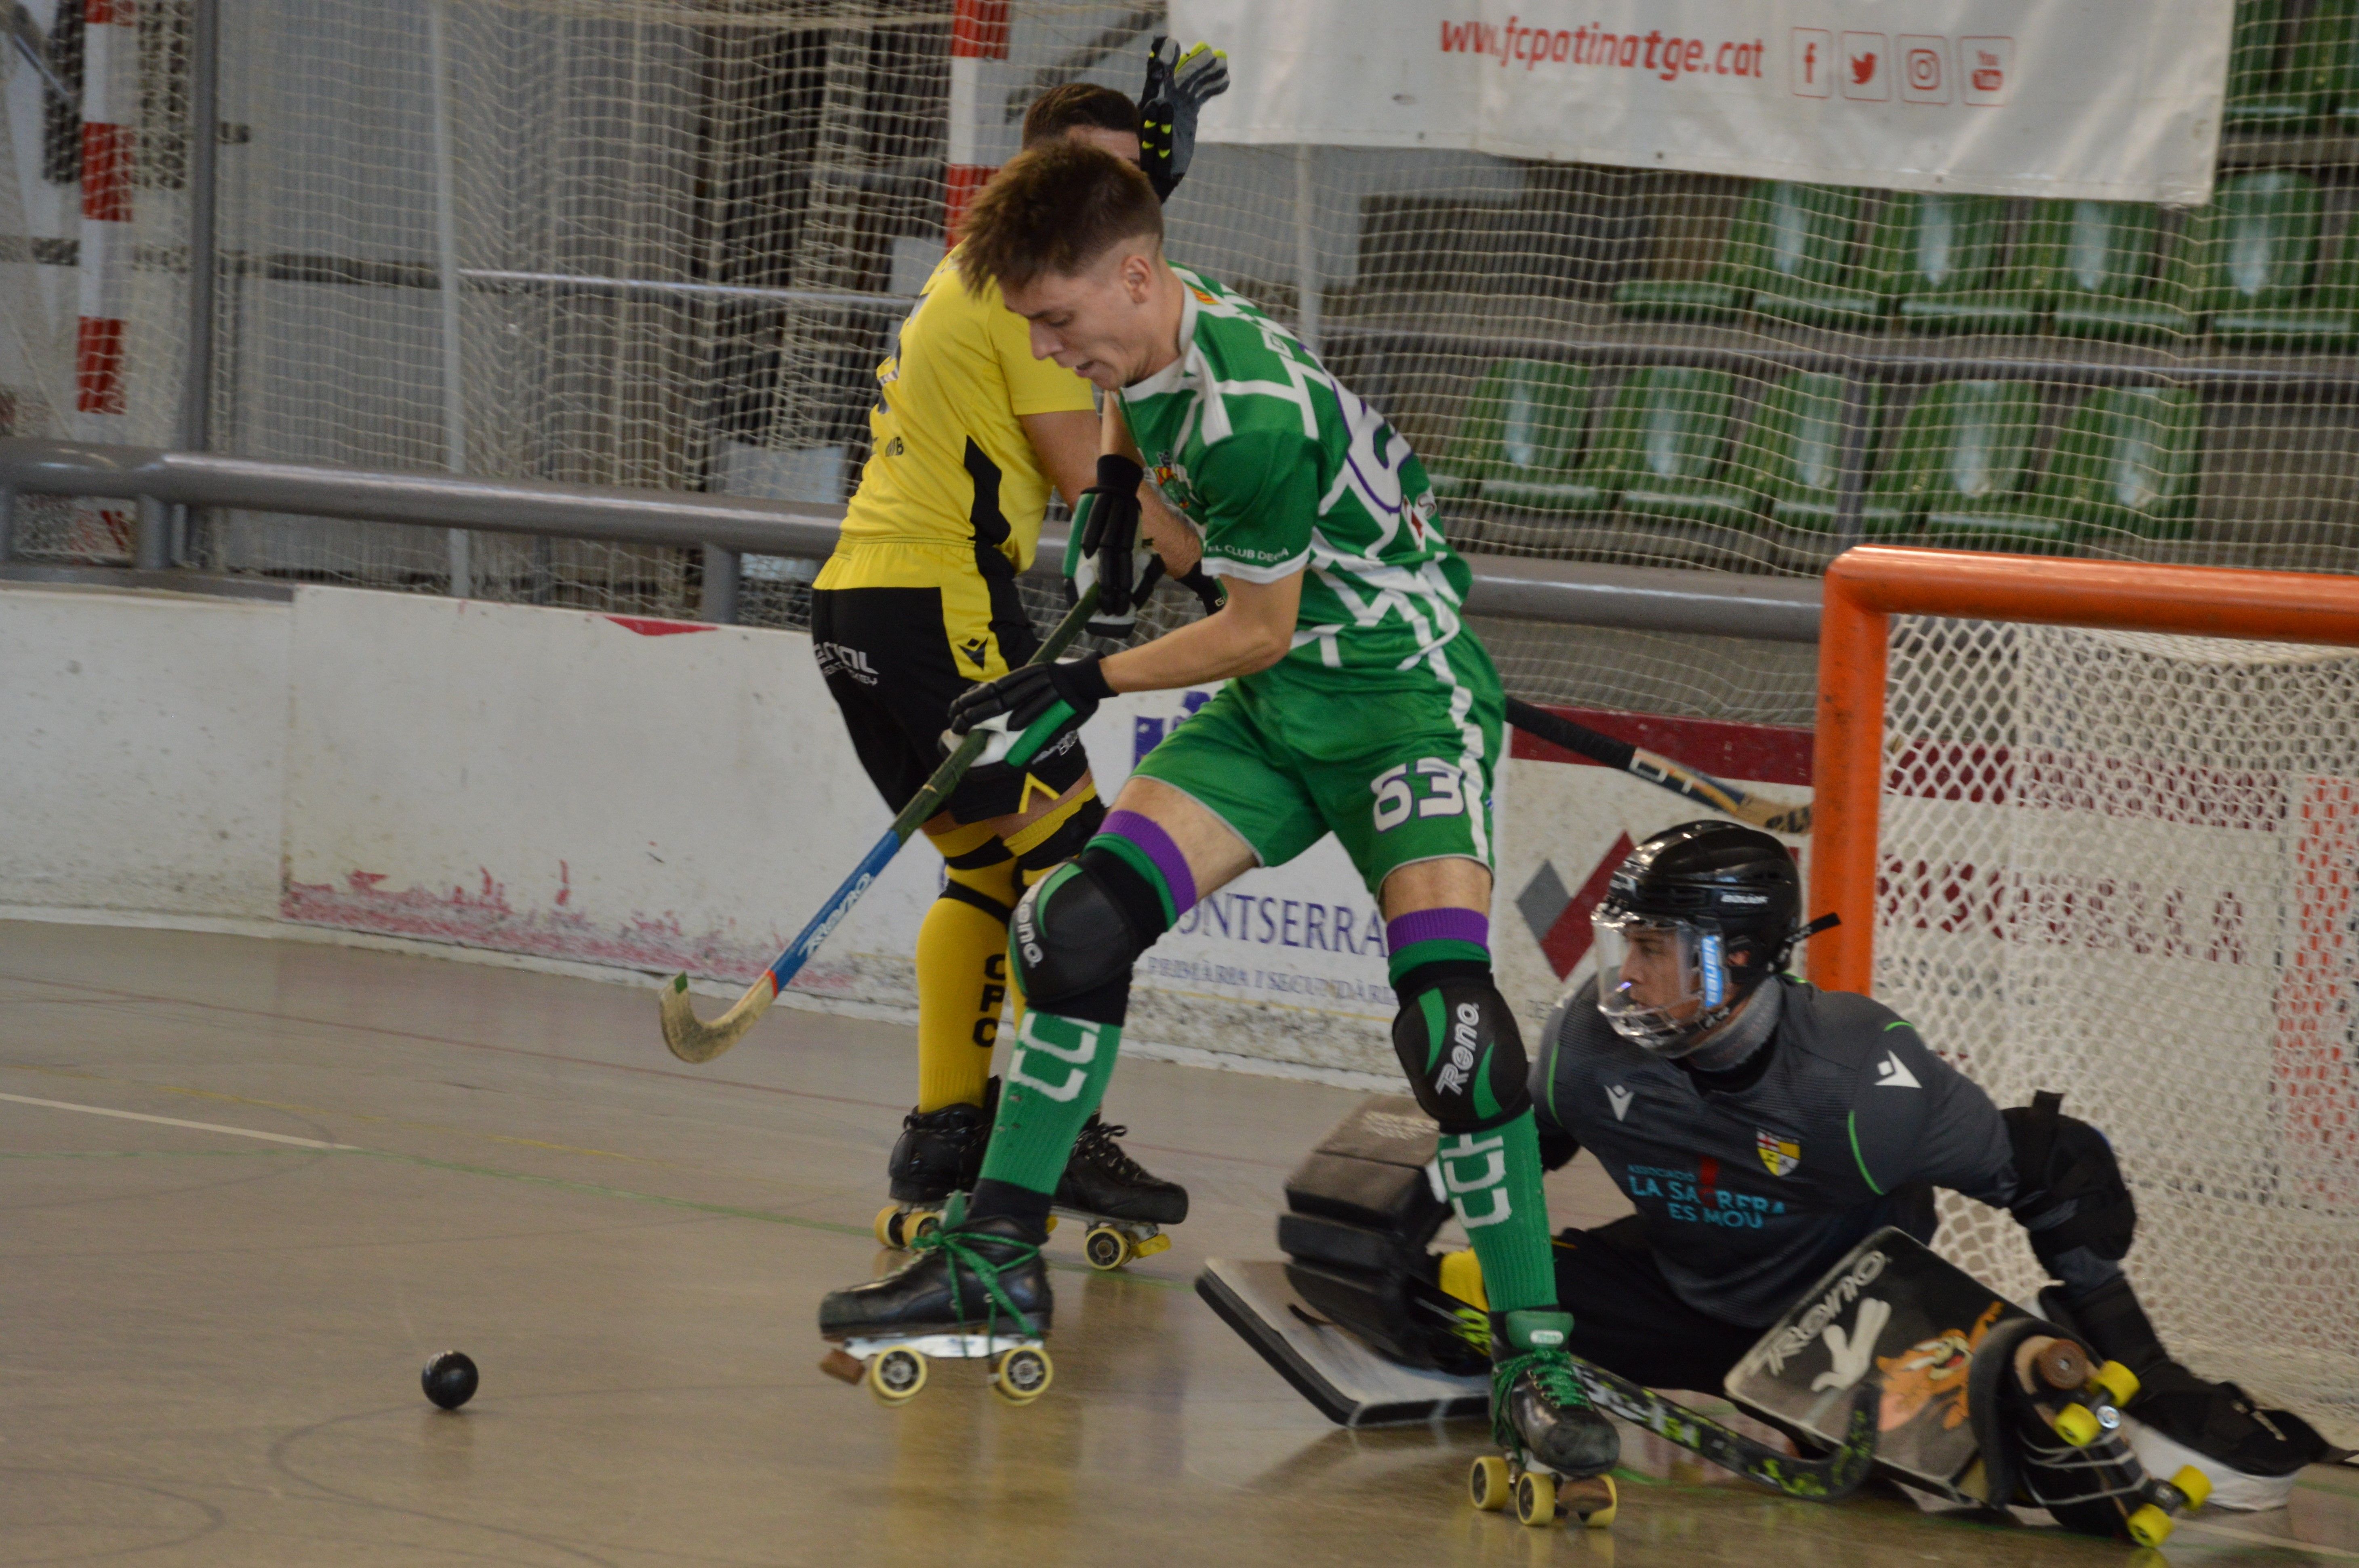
[
  {"left": 975, "top": 1008, "right": 1122, "bottom": 1196},
  {"left": 1441, "top": 1111, "right": 1558, "bottom": 1317}
]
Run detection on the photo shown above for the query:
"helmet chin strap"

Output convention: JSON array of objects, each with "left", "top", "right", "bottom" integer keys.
[{"left": 1672, "top": 977, "right": 1783, "bottom": 1071}]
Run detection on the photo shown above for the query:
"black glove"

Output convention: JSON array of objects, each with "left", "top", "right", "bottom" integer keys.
[
  {"left": 1172, "top": 562, "right": 1224, "bottom": 618},
  {"left": 1138, "top": 37, "right": 1230, "bottom": 202},
  {"left": 1067, "top": 453, "right": 1148, "bottom": 638},
  {"left": 945, "top": 653, "right": 1114, "bottom": 771}
]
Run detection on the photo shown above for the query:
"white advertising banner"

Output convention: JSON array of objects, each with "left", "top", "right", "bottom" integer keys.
[
  {"left": 1173, "top": 0, "right": 2231, "bottom": 203},
  {"left": 0, "top": 584, "right": 1817, "bottom": 1081}
]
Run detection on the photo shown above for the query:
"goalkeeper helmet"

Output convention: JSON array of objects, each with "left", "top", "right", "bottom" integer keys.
[{"left": 1591, "top": 821, "right": 1804, "bottom": 1057}]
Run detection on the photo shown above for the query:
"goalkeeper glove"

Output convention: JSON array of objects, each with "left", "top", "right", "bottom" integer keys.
[{"left": 1138, "top": 37, "right": 1229, "bottom": 202}]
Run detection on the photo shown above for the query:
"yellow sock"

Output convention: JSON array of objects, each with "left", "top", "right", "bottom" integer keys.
[
  {"left": 993, "top": 783, "right": 1100, "bottom": 1046},
  {"left": 915, "top": 821, "right": 1022, "bottom": 1113}
]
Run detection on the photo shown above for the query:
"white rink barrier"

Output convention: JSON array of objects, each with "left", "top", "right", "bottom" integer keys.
[{"left": 0, "top": 583, "right": 1810, "bottom": 1076}]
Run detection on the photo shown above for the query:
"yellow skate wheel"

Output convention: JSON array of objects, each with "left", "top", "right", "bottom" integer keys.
[
  {"left": 989, "top": 1345, "right": 1053, "bottom": 1404},
  {"left": 2093, "top": 1360, "right": 2142, "bottom": 1408},
  {"left": 1083, "top": 1225, "right": 1134, "bottom": 1271},
  {"left": 2126, "top": 1503, "right": 2175, "bottom": 1548},
  {"left": 866, "top": 1347, "right": 927, "bottom": 1405},
  {"left": 2170, "top": 1465, "right": 2213, "bottom": 1510},
  {"left": 873, "top": 1204, "right": 904, "bottom": 1248},
  {"left": 1131, "top": 1231, "right": 1172, "bottom": 1259},
  {"left": 1467, "top": 1454, "right": 1511, "bottom": 1511},
  {"left": 1514, "top": 1469, "right": 1557, "bottom": 1528},
  {"left": 2054, "top": 1402, "right": 2102, "bottom": 1447},
  {"left": 1044, "top": 1214, "right": 1060, "bottom": 1233}
]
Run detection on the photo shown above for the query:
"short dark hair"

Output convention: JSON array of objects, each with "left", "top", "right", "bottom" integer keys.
[
  {"left": 1021, "top": 82, "right": 1140, "bottom": 147},
  {"left": 958, "top": 141, "right": 1162, "bottom": 293}
]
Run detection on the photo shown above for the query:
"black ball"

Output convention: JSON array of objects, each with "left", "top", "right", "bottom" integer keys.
[{"left": 421, "top": 1350, "right": 479, "bottom": 1410}]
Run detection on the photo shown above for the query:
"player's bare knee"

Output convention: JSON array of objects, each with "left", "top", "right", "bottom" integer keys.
[{"left": 1391, "top": 974, "right": 1530, "bottom": 1133}]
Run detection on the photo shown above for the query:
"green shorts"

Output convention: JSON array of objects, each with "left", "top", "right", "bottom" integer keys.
[{"left": 1131, "top": 658, "right": 1504, "bottom": 896}]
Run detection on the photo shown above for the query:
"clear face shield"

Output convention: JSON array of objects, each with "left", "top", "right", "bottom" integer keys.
[{"left": 1590, "top": 909, "right": 1733, "bottom": 1056}]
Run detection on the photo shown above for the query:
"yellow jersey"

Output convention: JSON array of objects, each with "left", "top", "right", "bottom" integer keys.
[{"left": 818, "top": 248, "right": 1096, "bottom": 589}]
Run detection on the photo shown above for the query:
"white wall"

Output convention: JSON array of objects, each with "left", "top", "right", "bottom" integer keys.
[
  {"left": 0, "top": 581, "right": 1814, "bottom": 1075},
  {"left": 0, "top": 586, "right": 291, "bottom": 917}
]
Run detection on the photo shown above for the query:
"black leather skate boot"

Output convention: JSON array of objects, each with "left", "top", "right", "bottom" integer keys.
[
  {"left": 885, "top": 1095, "right": 993, "bottom": 1204},
  {"left": 1490, "top": 1309, "right": 1620, "bottom": 1478},
  {"left": 1053, "top": 1112, "right": 1189, "bottom": 1225},
  {"left": 819, "top": 1202, "right": 1054, "bottom": 1340}
]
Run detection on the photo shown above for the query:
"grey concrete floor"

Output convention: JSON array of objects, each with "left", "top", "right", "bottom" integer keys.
[{"left": 3, "top": 919, "right": 2354, "bottom": 1567}]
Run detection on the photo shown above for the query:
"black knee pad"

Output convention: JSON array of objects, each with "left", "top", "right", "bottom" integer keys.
[
  {"left": 1392, "top": 970, "right": 1531, "bottom": 1134},
  {"left": 2005, "top": 1091, "right": 2137, "bottom": 1266},
  {"left": 1009, "top": 850, "right": 1155, "bottom": 1024}
]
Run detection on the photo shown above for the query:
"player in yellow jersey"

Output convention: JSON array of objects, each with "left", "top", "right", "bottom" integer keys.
[{"left": 811, "top": 57, "right": 1229, "bottom": 1249}]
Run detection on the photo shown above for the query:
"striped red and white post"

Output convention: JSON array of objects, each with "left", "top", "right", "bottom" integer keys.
[
  {"left": 75, "top": 0, "right": 136, "bottom": 554},
  {"left": 944, "top": 0, "right": 1009, "bottom": 241}
]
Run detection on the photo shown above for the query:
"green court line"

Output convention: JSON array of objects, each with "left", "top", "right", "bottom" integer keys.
[
  {"left": 330, "top": 1144, "right": 1191, "bottom": 1291},
  {"left": 4, "top": 1078, "right": 1189, "bottom": 1290},
  {"left": 0, "top": 1147, "right": 308, "bottom": 1160}
]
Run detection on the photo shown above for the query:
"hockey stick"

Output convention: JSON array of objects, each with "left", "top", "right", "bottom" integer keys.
[
  {"left": 1572, "top": 1359, "right": 1878, "bottom": 1501},
  {"left": 659, "top": 585, "right": 1101, "bottom": 1065},
  {"left": 1504, "top": 696, "right": 1813, "bottom": 837}
]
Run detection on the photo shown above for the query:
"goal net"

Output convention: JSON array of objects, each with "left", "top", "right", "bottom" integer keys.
[
  {"left": 1854, "top": 572, "right": 2359, "bottom": 1446},
  {"left": 7, "top": 0, "right": 2357, "bottom": 691}
]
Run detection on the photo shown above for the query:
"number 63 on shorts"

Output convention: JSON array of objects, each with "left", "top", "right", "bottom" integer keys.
[{"left": 1372, "top": 758, "right": 1470, "bottom": 831}]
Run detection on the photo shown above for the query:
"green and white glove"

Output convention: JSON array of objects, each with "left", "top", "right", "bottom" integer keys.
[
  {"left": 1065, "top": 453, "right": 1157, "bottom": 638},
  {"left": 1138, "top": 36, "right": 1229, "bottom": 202},
  {"left": 947, "top": 653, "right": 1115, "bottom": 771}
]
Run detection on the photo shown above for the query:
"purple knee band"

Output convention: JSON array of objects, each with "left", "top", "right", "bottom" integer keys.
[
  {"left": 1103, "top": 809, "right": 1199, "bottom": 917},
  {"left": 1385, "top": 908, "right": 1490, "bottom": 951}
]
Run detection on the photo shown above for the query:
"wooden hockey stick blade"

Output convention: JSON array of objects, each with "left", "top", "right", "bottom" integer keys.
[
  {"left": 657, "top": 586, "right": 1100, "bottom": 1064},
  {"left": 1504, "top": 695, "right": 1813, "bottom": 837},
  {"left": 659, "top": 968, "right": 778, "bottom": 1065}
]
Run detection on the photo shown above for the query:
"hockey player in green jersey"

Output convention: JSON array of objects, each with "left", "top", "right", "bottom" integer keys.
[{"left": 816, "top": 140, "right": 1616, "bottom": 1485}]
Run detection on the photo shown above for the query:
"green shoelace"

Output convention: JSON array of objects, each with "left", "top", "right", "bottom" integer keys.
[
  {"left": 908, "top": 1225, "right": 1045, "bottom": 1339},
  {"left": 1490, "top": 1346, "right": 1593, "bottom": 1448}
]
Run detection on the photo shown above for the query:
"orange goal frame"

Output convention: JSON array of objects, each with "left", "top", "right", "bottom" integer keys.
[{"left": 1808, "top": 545, "right": 2359, "bottom": 994}]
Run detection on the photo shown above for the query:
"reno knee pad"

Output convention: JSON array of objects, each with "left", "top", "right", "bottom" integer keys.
[{"left": 1391, "top": 970, "right": 1531, "bottom": 1134}]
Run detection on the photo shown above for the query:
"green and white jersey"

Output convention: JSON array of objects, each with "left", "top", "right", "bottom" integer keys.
[{"left": 1118, "top": 266, "right": 1498, "bottom": 706}]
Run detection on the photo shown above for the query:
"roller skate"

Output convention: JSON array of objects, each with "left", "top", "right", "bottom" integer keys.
[
  {"left": 1052, "top": 1111, "right": 1188, "bottom": 1270},
  {"left": 820, "top": 1193, "right": 1056, "bottom": 1406},
  {"left": 873, "top": 1081, "right": 1189, "bottom": 1272},
  {"left": 1966, "top": 1314, "right": 2212, "bottom": 1547},
  {"left": 871, "top": 1090, "right": 993, "bottom": 1250},
  {"left": 1466, "top": 1309, "right": 1621, "bottom": 1530}
]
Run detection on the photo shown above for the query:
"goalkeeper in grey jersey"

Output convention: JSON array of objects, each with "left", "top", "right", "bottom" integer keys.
[{"left": 1508, "top": 821, "right": 2332, "bottom": 1492}]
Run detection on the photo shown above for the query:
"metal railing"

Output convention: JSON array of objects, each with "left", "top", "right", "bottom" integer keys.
[{"left": 0, "top": 438, "right": 1824, "bottom": 642}]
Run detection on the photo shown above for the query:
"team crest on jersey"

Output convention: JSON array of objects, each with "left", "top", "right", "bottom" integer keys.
[
  {"left": 1149, "top": 454, "right": 1200, "bottom": 511},
  {"left": 1756, "top": 1130, "right": 1801, "bottom": 1177}
]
